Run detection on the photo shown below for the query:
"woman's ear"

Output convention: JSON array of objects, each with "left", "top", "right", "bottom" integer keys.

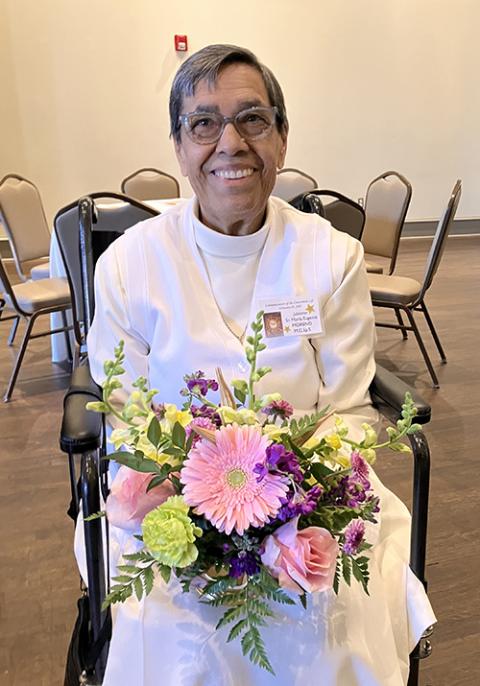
[
  {"left": 174, "top": 139, "right": 189, "bottom": 177},
  {"left": 277, "top": 140, "right": 287, "bottom": 170}
]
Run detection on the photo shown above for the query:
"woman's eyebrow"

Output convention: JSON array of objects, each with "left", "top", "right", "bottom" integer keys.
[{"left": 189, "top": 99, "right": 268, "bottom": 114}]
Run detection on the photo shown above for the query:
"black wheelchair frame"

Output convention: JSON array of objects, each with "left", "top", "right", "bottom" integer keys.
[{"left": 60, "top": 196, "right": 434, "bottom": 685}]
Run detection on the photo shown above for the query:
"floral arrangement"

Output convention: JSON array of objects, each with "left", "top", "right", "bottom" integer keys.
[{"left": 87, "top": 311, "right": 420, "bottom": 674}]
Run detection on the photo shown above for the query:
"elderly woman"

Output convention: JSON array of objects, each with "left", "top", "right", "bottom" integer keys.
[{"left": 85, "top": 44, "right": 434, "bottom": 686}]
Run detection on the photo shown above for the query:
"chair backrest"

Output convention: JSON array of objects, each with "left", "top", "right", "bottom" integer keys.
[
  {"left": 0, "top": 174, "right": 51, "bottom": 279},
  {"left": 0, "top": 253, "right": 19, "bottom": 311},
  {"left": 54, "top": 192, "right": 159, "bottom": 345},
  {"left": 419, "top": 180, "right": 462, "bottom": 300},
  {"left": 293, "top": 190, "right": 365, "bottom": 241},
  {"left": 361, "top": 171, "right": 412, "bottom": 274},
  {"left": 121, "top": 168, "right": 180, "bottom": 201},
  {"left": 272, "top": 168, "right": 317, "bottom": 202}
]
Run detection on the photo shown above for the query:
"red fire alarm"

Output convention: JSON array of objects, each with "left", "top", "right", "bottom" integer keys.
[{"left": 174, "top": 35, "right": 188, "bottom": 52}]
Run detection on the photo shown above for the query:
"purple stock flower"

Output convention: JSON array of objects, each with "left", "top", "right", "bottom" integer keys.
[
  {"left": 190, "top": 404, "right": 222, "bottom": 428},
  {"left": 261, "top": 399, "right": 294, "bottom": 420},
  {"left": 229, "top": 551, "right": 260, "bottom": 578},
  {"left": 276, "top": 485, "right": 323, "bottom": 522},
  {"left": 343, "top": 519, "right": 365, "bottom": 555},
  {"left": 185, "top": 371, "right": 218, "bottom": 397},
  {"left": 254, "top": 443, "right": 303, "bottom": 483}
]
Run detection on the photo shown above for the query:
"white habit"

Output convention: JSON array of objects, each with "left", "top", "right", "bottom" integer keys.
[{"left": 81, "top": 197, "right": 435, "bottom": 686}]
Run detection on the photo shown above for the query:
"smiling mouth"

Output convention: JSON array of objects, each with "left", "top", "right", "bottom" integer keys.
[{"left": 213, "top": 168, "right": 255, "bottom": 179}]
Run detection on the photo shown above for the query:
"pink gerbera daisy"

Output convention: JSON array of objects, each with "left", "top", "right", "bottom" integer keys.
[{"left": 180, "top": 424, "right": 288, "bottom": 535}]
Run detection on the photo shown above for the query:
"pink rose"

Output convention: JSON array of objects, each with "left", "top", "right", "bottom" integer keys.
[
  {"left": 261, "top": 517, "right": 338, "bottom": 594},
  {"left": 106, "top": 466, "right": 175, "bottom": 532}
]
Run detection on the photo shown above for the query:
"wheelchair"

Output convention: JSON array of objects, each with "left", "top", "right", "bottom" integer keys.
[{"left": 58, "top": 195, "right": 434, "bottom": 685}]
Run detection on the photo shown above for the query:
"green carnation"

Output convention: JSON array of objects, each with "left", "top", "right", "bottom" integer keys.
[{"left": 141, "top": 495, "right": 202, "bottom": 568}]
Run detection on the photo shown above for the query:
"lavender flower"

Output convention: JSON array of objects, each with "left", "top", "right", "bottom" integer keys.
[
  {"left": 343, "top": 519, "right": 365, "bottom": 555},
  {"left": 350, "top": 451, "right": 370, "bottom": 485},
  {"left": 229, "top": 551, "right": 260, "bottom": 578},
  {"left": 185, "top": 416, "right": 217, "bottom": 446}
]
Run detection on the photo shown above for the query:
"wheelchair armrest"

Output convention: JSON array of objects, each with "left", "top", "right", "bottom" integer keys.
[
  {"left": 60, "top": 363, "right": 103, "bottom": 453},
  {"left": 370, "top": 364, "right": 431, "bottom": 425}
]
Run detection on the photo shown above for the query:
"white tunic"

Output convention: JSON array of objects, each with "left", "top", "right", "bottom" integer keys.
[{"left": 83, "top": 197, "right": 435, "bottom": 686}]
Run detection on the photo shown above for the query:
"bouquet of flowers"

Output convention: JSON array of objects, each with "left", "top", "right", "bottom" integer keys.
[{"left": 87, "top": 311, "right": 420, "bottom": 674}]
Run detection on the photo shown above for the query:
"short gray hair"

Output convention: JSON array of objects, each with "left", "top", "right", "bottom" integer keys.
[{"left": 169, "top": 44, "right": 289, "bottom": 142}]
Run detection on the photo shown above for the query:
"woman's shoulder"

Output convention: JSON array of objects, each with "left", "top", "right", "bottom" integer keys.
[
  {"left": 269, "top": 196, "right": 361, "bottom": 252},
  {"left": 100, "top": 200, "right": 190, "bottom": 263}
]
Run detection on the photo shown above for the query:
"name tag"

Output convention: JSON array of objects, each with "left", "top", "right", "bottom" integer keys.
[{"left": 258, "top": 296, "right": 323, "bottom": 338}]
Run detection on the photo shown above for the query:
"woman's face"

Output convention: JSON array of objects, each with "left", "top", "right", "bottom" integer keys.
[{"left": 174, "top": 63, "right": 287, "bottom": 235}]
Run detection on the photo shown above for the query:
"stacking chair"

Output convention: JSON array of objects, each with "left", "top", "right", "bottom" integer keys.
[
  {"left": 58, "top": 196, "right": 434, "bottom": 685},
  {"left": 362, "top": 171, "right": 412, "bottom": 275},
  {"left": 369, "top": 180, "right": 462, "bottom": 388},
  {"left": 54, "top": 192, "right": 159, "bottom": 364},
  {"left": 0, "top": 174, "right": 51, "bottom": 282},
  {"left": 272, "top": 167, "right": 317, "bottom": 202},
  {"left": 0, "top": 252, "right": 72, "bottom": 402},
  {"left": 290, "top": 190, "right": 366, "bottom": 241},
  {"left": 120, "top": 168, "right": 180, "bottom": 201}
]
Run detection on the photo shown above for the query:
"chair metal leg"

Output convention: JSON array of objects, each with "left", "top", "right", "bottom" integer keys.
[
  {"left": 7, "top": 316, "right": 20, "bottom": 346},
  {"left": 394, "top": 307, "right": 408, "bottom": 340},
  {"left": 3, "top": 314, "right": 36, "bottom": 402},
  {"left": 418, "top": 300, "right": 447, "bottom": 363},
  {"left": 404, "top": 307, "right": 440, "bottom": 388},
  {"left": 60, "top": 309, "right": 73, "bottom": 364}
]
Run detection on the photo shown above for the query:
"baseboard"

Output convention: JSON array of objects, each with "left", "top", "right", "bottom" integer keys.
[{"left": 404, "top": 218, "right": 480, "bottom": 237}]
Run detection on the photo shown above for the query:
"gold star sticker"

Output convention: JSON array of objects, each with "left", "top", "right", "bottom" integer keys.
[
  {"left": 306, "top": 304, "right": 315, "bottom": 314},
  {"left": 284, "top": 325, "right": 291, "bottom": 333}
]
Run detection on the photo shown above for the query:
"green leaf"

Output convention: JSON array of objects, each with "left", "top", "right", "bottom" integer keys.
[
  {"left": 159, "top": 565, "right": 172, "bottom": 585},
  {"left": 227, "top": 619, "right": 248, "bottom": 642},
  {"left": 112, "top": 575, "right": 132, "bottom": 583},
  {"left": 172, "top": 421, "right": 186, "bottom": 448},
  {"left": 147, "top": 416, "right": 162, "bottom": 447},
  {"left": 351, "top": 556, "right": 370, "bottom": 594},
  {"left": 146, "top": 474, "right": 168, "bottom": 492},
  {"left": 310, "top": 462, "right": 335, "bottom": 481},
  {"left": 84, "top": 510, "right": 106, "bottom": 521},
  {"left": 341, "top": 554, "right": 352, "bottom": 586},
  {"left": 105, "top": 451, "right": 163, "bottom": 473},
  {"left": 333, "top": 559, "right": 341, "bottom": 595},
  {"left": 299, "top": 593, "right": 307, "bottom": 610},
  {"left": 162, "top": 445, "right": 185, "bottom": 457},
  {"left": 233, "top": 387, "right": 247, "bottom": 404},
  {"left": 117, "top": 564, "right": 140, "bottom": 574},
  {"left": 143, "top": 566, "right": 154, "bottom": 595},
  {"left": 134, "top": 575, "right": 144, "bottom": 601},
  {"left": 216, "top": 606, "right": 244, "bottom": 630}
]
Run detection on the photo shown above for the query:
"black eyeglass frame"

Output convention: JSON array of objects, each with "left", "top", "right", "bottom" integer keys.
[{"left": 178, "top": 106, "right": 279, "bottom": 145}]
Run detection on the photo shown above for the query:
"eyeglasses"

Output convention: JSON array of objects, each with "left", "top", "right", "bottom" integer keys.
[{"left": 178, "top": 106, "right": 278, "bottom": 145}]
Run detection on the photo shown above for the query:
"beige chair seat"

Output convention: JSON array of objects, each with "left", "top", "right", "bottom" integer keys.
[
  {"left": 364, "top": 259, "right": 383, "bottom": 274},
  {"left": 30, "top": 260, "right": 50, "bottom": 280},
  {"left": 6, "top": 277, "right": 70, "bottom": 313},
  {"left": 368, "top": 273, "right": 421, "bottom": 305}
]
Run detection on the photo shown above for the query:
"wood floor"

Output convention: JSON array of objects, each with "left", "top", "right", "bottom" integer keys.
[{"left": 0, "top": 236, "right": 478, "bottom": 686}]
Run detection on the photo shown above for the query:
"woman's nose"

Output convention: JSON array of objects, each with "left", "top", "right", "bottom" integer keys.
[{"left": 215, "top": 121, "right": 250, "bottom": 154}]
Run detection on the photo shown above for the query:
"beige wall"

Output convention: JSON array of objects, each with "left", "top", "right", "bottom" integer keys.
[{"left": 1, "top": 0, "right": 478, "bottom": 223}]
